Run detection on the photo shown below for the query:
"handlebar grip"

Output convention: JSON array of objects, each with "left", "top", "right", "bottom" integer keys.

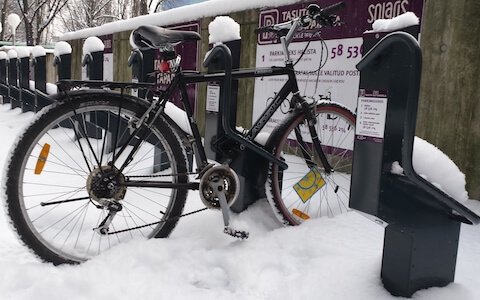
[{"left": 320, "top": 1, "right": 346, "bottom": 17}]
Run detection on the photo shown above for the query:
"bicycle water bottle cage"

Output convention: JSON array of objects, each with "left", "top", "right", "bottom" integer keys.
[{"left": 131, "top": 25, "right": 201, "bottom": 52}]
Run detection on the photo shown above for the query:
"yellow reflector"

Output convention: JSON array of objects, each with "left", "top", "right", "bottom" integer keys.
[
  {"left": 292, "top": 208, "right": 310, "bottom": 220},
  {"left": 34, "top": 143, "right": 51, "bottom": 175},
  {"left": 293, "top": 167, "right": 325, "bottom": 203}
]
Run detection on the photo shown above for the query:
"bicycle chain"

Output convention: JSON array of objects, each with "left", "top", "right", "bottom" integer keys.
[{"left": 126, "top": 171, "right": 199, "bottom": 179}]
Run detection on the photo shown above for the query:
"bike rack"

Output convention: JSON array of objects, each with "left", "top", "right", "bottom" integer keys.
[
  {"left": 32, "top": 46, "right": 51, "bottom": 111},
  {"left": 18, "top": 51, "right": 35, "bottom": 112},
  {"left": 0, "top": 52, "right": 8, "bottom": 104},
  {"left": 349, "top": 32, "right": 480, "bottom": 297},
  {"left": 7, "top": 50, "right": 21, "bottom": 109},
  {"left": 81, "top": 41, "right": 106, "bottom": 139},
  {"left": 203, "top": 41, "right": 271, "bottom": 213}
]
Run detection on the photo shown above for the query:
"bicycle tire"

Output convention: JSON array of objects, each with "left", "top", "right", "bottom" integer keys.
[
  {"left": 3, "top": 90, "right": 188, "bottom": 264},
  {"left": 266, "top": 102, "right": 355, "bottom": 225}
]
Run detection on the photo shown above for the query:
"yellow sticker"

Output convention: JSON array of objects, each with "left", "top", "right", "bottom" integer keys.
[{"left": 293, "top": 167, "right": 325, "bottom": 203}]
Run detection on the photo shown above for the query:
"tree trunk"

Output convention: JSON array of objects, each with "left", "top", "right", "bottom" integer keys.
[
  {"left": 132, "top": 0, "right": 148, "bottom": 17},
  {"left": 0, "top": 0, "right": 8, "bottom": 41},
  {"left": 417, "top": 0, "right": 480, "bottom": 198}
]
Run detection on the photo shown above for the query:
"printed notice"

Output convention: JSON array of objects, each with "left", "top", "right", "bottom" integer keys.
[
  {"left": 206, "top": 85, "right": 220, "bottom": 112},
  {"left": 356, "top": 96, "right": 388, "bottom": 139}
]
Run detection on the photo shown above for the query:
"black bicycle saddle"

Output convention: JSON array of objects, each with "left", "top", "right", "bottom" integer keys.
[{"left": 132, "top": 25, "right": 201, "bottom": 49}]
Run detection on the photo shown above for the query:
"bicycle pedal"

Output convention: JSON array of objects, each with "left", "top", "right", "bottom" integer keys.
[{"left": 224, "top": 227, "right": 249, "bottom": 239}]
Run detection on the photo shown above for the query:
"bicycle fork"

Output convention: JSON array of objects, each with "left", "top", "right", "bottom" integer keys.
[{"left": 297, "top": 101, "right": 334, "bottom": 174}]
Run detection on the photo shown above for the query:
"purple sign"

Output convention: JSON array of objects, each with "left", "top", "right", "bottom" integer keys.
[
  {"left": 99, "top": 34, "right": 113, "bottom": 53},
  {"left": 258, "top": 0, "right": 424, "bottom": 44},
  {"left": 155, "top": 22, "right": 199, "bottom": 111}
]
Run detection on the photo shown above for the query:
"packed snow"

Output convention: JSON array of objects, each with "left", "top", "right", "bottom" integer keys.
[
  {"left": 82, "top": 37, "right": 105, "bottom": 55},
  {"left": 371, "top": 11, "right": 419, "bottom": 33},
  {"left": 390, "top": 161, "right": 404, "bottom": 176},
  {"left": 413, "top": 136, "right": 469, "bottom": 201},
  {"left": 7, "top": 49, "right": 17, "bottom": 59},
  {"left": 53, "top": 42, "right": 72, "bottom": 57},
  {"left": 32, "top": 46, "right": 46, "bottom": 58},
  {"left": 60, "top": 0, "right": 301, "bottom": 41},
  {"left": 0, "top": 51, "right": 6, "bottom": 60},
  {"left": 209, "top": 16, "right": 241, "bottom": 44},
  {"left": 1, "top": 104, "right": 480, "bottom": 299},
  {"left": 15, "top": 47, "right": 30, "bottom": 59}
]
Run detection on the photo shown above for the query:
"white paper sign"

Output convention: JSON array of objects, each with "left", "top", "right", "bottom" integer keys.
[
  {"left": 206, "top": 84, "right": 220, "bottom": 112},
  {"left": 356, "top": 96, "right": 388, "bottom": 139}
]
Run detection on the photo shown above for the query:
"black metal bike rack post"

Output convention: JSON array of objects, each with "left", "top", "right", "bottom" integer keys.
[
  {"left": 54, "top": 44, "right": 72, "bottom": 81},
  {"left": 203, "top": 41, "right": 267, "bottom": 213},
  {"left": 82, "top": 42, "right": 105, "bottom": 138},
  {"left": 19, "top": 52, "right": 36, "bottom": 112},
  {"left": 8, "top": 50, "right": 21, "bottom": 109},
  {"left": 82, "top": 49, "right": 104, "bottom": 81},
  {"left": 33, "top": 46, "right": 51, "bottom": 110},
  {"left": 129, "top": 48, "right": 154, "bottom": 99},
  {"left": 204, "top": 39, "right": 241, "bottom": 161},
  {"left": 0, "top": 52, "right": 8, "bottom": 104},
  {"left": 349, "top": 32, "right": 480, "bottom": 297}
]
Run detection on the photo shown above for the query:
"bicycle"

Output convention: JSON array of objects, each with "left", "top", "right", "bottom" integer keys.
[{"left": 3, "top": 1, "right": 355, "bottom": 264}]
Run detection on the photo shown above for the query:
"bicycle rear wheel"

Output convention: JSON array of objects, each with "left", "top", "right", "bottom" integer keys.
[
  {"left": 3, "top": 91, "right": 188, "bottom": 264},
  {"left": 266, "top": 103, "right": 355, "bottom": 225}
]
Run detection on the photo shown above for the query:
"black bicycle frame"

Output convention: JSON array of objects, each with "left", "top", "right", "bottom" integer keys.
[
  {"left": 61, "top": 62, "right": 330, "bottom": 189},
  {"left": 176, "top": 63, "right": 300, "bottom": 170}
]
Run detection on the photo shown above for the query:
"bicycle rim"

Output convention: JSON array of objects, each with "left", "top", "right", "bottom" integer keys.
[
  {"left": 268, "top": 104, "right": 355, "bottom": 225},
  {"left": 6, "top": 98, "right": 187, "bottom": 263}
]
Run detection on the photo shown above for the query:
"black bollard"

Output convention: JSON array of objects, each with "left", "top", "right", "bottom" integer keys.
[
  {"left": 7, "top": 50, "right": 21, "bottom": 109},
  {"left": 53, "top": 42, "right": 72, "bottom": 81},
  {"left": 32, "top": 46, "right": 52, "bottom": 111},
  {"left": 0, "top": 51, "right": 8, "bottom": 104},
  {"left": 82, "top": 37, "right": 105, "bottom": 139},
  {"left": 17, "top": 47, "right": 35, "bottom": 112},
  {"left": 349, "top": 32, "right": 480, "bottom": 297}
]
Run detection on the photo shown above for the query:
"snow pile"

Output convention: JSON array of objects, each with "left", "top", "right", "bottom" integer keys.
[
  {"left": 413, "top": 136, "right": 468, "bottom": 201},
  {"left": 371, "top": 12, "right": 419, "bottom": 33},
  {"left": 0, "top": 52, "right": 6, "bottom": 60},
  {"left": 7, "top": 49, "right": 17, "bottom": 59},
  {"left": 390, "top": 137, "right": 469, "bottom": 201},
  {"left": 209, "top": 16, "right": 241, "bottom": 44},
  {"left": 54, "top": 41, "right": 72, "bottom": 57},
  {"left": 46, "top": 83, "right": 58, "bottom": 95},
  {"left": 32, "top": 45, "right": 46, "bottom": 58},
  {"left": 164, "top": 102, "right": 193, "bottom": 135},
  {"left": 15, "top": 47, "right": 30, "bottom": 59},
  {"left": 390, "top": 161, "right": 404, "bottom": 175},
  {"left": 61, "top": 0, "right": 300, "bottom": 40},
  {"left": 82, "top": 37, "right": 104, "bottom": 55},
  {"left": 0, "top": 105, "right": 480, "bottom": 299}
]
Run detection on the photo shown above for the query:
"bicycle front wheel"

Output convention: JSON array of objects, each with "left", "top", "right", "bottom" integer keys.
[
  {"left": 266, "top": 103, "right": 355, "bottom": 225},
  {"left": 3, "top": 91, "right": 188, "bottom": 264}
]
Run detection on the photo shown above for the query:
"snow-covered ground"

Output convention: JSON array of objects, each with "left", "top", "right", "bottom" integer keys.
[{"left": 1, "top": 103, "right": 480, "bottom": 299}]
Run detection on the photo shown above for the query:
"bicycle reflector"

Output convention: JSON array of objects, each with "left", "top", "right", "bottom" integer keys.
[
  {"left": 159, "top": 60, "right": 170, "bottom": 72},
  {"left": 292, "top": 209, "right": 310, "bottom": 220},
  {"left": 34, "top": 143, "right": 50, "bottom": 175}
]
